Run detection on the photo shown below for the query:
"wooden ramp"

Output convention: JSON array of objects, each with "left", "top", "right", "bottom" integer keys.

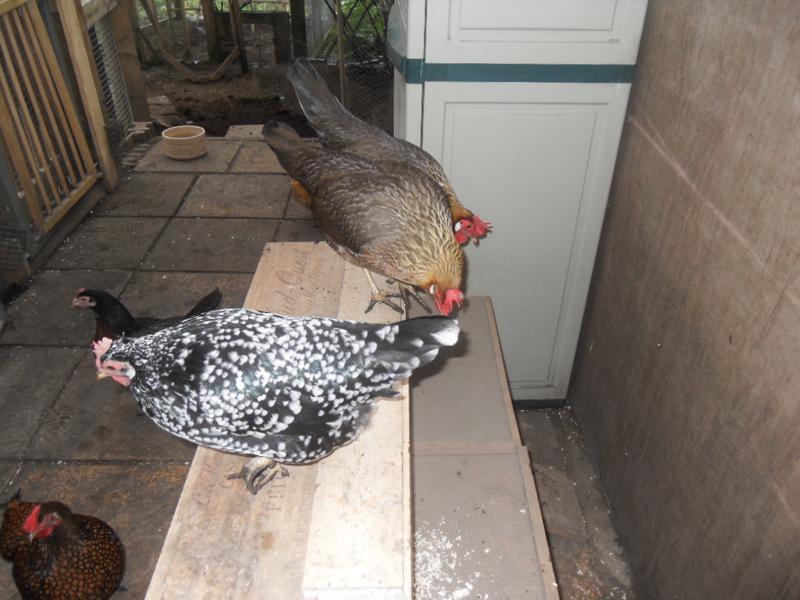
[{"left": 145, "top": 242, "right": 412, "bottom": 600}]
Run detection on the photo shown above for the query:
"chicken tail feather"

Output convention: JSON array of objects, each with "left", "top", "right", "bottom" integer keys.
[
  {"left": 186, "top": 288, "right": 222, "bottom": 317},
  {"left": 369, "top": 316, "right": 460, "bottom": 373},
  {"left": 288, "top": 58, "right": 365, "bottom": 143},
  {"left": 263, "top": 121, "right": 314, "bottom": 177}
]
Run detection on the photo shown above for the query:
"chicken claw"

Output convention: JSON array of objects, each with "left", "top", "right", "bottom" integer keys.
[
  {"left": 402, "top": 285, "right": 432, "bottom": 314},
  {"left": 228, "top": 457, "right": 289, "bottom": 495},
  {"left": 363, "top": 270, "right": 405, "bottom": 315}
]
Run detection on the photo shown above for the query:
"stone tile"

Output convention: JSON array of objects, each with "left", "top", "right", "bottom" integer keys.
[
  {"left": 29, "top": 355, "right": 196, "bottom": 461},
  {"left": 179, "top": 174, "right": 290, "bottom": 218},
  {"left": 0, "top": 460, "right": 18, "bottom": 495},
  {"left": 141, "top": 218, "right": 277, "bottom": 272},
  {"left": 120, "top": 271, "right": 252, "bottom": 316},
  {"left": 93, "top": 173, "right": 195, "bottom": 217},
  {"left": 0, "top": 462, "right": 189, "bottom": 600},
  {"left": 136, "top": 139, "right": 240, "bottom": 173},
  {"left": 274, "top": 219, "right": 326, "bottom": 242},
  {"left": 225, "top": 124, "right": 265, "bottom": 140},
  {"left": 0, "top": 347, "right": 84, "bottom": 458},
  {"left": 229, "top": 141, "right": 284, "bottom": 173},
  {"left": 284, "top": 196, "right": 314, "bottom": 219},
  {"left": 45, "top": 217, "right": 169, "bottom": 270},
  {"left": 0, "top": 269, "right": 131, "bottom": 346}
]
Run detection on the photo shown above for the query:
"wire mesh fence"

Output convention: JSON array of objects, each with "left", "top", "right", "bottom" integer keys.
[
  {"left": 88, "top": 14, "right": 135, "bottom": 150},
  {"left": 133, "top": 0, "right": 394, "bottom": 134}
]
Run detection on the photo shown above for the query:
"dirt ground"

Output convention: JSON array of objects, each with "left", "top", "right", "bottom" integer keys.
[{"left": 141, "top": 61, "right": 392, "bottom": 137}]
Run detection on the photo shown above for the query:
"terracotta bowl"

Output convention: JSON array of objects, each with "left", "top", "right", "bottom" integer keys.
[{"left": 162, "top": 125, "right": 207, "bottom": 160}]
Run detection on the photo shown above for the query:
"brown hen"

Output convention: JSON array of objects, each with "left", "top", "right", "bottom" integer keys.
[
  {"left": 1, "top": 493, "right": 125, "bottom": 600},
  {"left": 264, "top": 121, "right": 464, "bottom": 315},
  {"left": 287, "top": 59, "right": 490, "bottom": 245}
]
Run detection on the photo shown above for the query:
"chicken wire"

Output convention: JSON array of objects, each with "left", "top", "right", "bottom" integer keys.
[
  {"left": 134, "top": 0, "right": 393, "bottom": 134},
  {"left": 88, "top": 15, "right": 135, "bottom": 151},
  {"left": 297, "top": 0, "right": 393, "bottom": 133}
]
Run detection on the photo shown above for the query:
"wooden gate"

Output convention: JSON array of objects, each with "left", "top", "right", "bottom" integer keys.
[{"left": 0, "top": 0, "right": 98, "bottom": 233}]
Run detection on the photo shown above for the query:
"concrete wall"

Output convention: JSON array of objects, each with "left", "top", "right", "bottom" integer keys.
[{"left": 569, "top": 2, "right": 800, "bottom": 598}]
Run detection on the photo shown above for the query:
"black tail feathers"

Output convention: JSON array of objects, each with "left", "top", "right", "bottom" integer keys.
[{"left": 186, "top": 288, "right": 222, "bottom": 317}]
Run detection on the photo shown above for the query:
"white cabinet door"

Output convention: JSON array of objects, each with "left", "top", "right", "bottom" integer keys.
[
  {"left": 422, "top": 82, "right": 630, "bottom": 399},
  {"left": 425, "top": 0, "right": 647, "bottom": 65}
]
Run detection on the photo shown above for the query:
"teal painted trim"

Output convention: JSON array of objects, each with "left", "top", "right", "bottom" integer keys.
[
  {"left": 387, "top": 46, "right": 635, "bottom": 84},
  {"left": 424, "top": 63, "right": 635, "bottom": 84},
  {"left": 387, "top": 45, "right": 424, "bottom": 84}
]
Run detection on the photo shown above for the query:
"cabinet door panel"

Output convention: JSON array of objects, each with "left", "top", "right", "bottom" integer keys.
[
  {"left": 426, "top": 0, "right": 647, "bottom": 65},
  {"left": 423, "top": 83, "right": 629, "bottom": 398}
]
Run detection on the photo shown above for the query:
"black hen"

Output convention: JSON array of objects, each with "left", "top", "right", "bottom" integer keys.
[
  {"left": 72, "top": 287, "right": 222, "bottom": 342},
  {"left": 95, "top": 309, "right": 459, "bottom": 493}
]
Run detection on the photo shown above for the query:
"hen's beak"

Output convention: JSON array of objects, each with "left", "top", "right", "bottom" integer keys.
[{"left": 96, "top": 370, "right": 109, "bottom": 380}]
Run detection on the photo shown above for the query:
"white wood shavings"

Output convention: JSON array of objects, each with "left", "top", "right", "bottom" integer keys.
[{"left": 414, "top": 518, "right": 484, "bottom": 600}]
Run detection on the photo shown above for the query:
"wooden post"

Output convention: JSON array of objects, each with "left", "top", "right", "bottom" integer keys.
[
  {"left": 198, "top": 0, "right": 221, "bottom": 61},
  {"left": 176, "top": 0, "right": 193, "bottom": 61},
  {"left": 228, "top": 0, "right": 247, "bottom": 73},
  {"left": 53, "top": 0, "right": 119, "bottom": 190},
  {"left": 128, "top": 0, "right": 151, "bottom": 63},
  {"left": 110, "top": 0, "right": 150, "bottom": 121},
  {"left": 139, "top": 0, "right": 169, "bottom": 52},
  {"left": 333, "top": 0, "right": 347, "bottom": 106},
  {"left": 289, "top": 0, "right": 306, "bottom": 58}
]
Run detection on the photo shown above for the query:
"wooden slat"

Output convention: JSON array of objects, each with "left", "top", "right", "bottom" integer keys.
[
  {"left": 18, "top": 4, "right": 79, "bottom": 186},
  {"left": 0, "top": 62, "right": 43, "bottom": 227},
  {"left": 146, "top": 243, "right": 412, "bottom": 599},
  {"left": 146, "top": 243, "right": 344, "bottom": 599},
  {"left": 8, "top": 8, "right": 69, "bottom": 199},
  {"left": 41, "top": 170, "right": 99, "bottom": 233},
  {"left": 26, "top": 0, "right": 94, "bottom": 177},
  {"left": 0, "top": 0, "right": 28, "bottom": 17},
  {"left": 0, "top": 13, "right": 60, "bottom": 208},
  {"left": 302, "top": 260, "right": 410, "bottom": 599},
  {"left": 484, "top": 298, "right": 559, "bottom": 598},
  {"left": 53, "top": 0, "right": 119, "bottom": 190}
]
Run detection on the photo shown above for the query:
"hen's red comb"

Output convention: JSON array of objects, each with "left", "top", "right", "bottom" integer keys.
[{"left": 22, "top": 504, "right": 41, "bottom": 534}]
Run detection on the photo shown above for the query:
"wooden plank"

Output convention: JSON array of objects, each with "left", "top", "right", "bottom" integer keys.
[
  {"left": 0, "top": 54, "right": 43, "bottom": 228},
  {"left": 301, "top": 262, "right": 410, "bottom": 599},
  {"left": 9, "top": 8, "right": 69, "bottom": 197},
  {"left": 0, "top": 13, "right": 60, "bottom": 208},
  {"left": 198, "top": 0, "right": 220, "bottom": 60},
  {"left": 146, "top": 243, "right": 347, "bottom": 599},
  {"left": 18, "top": 4, "right": 79, "bottom": 186},
  {"left": 54, "top": 0, "right": 120, "bottom": 190},
  {"left": 109, "top": 0, "right": 150, "bottom": 120},
  {"left": 485, "top": 298, "right": 558, "bottom": 597},
  {"left": 228, "top": 0, "right": 247, "bottom": 73},
  {"left": 26, "top": 0, "right": 94, "bottom": 178}
]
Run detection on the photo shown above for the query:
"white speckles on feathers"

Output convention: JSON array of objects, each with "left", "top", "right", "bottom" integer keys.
[{"left": 100, "top": 309, "right": 458, "bottom": 465}]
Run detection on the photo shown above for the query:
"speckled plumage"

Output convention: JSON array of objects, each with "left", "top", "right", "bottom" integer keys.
[
  {"left": 99, "top": 309, "right": 459, "bottom": 464},
  {"left": 1, "top": 499, "right": 125, "bottom": 600}
]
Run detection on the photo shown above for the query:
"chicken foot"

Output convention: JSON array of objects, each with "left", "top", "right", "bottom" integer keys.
[
  {"left": 383, "top": 279, "right": 432, "bottom": 314},
  {"left": 363, "top": 269, "right": 404, "bottom": 315},
  {"left": 401, "top": 284, "right": 432, "bottom": 314},
  {"left": 228, "top": 457, "right": 289, "bottom": 495}
]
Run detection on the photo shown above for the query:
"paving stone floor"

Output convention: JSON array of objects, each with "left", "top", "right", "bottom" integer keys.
[
  {"left": 0, "top": 131, "right": 634, "bottom": 599},
  {"left": 0, "top": 135, "right": 322, "bottom": 599}
]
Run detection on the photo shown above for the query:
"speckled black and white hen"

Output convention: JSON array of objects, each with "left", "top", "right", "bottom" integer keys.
[{"left": 95, "top": 309, "right": 459, "bottom": 493}]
